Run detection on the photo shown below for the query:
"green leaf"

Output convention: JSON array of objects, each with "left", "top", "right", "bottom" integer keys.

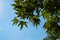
[
  {"left": 12, "top": 17, "right": 19, "bottom": 25},
  {"left": 18, "top": 21, "right": 28, "bottom": 30}
]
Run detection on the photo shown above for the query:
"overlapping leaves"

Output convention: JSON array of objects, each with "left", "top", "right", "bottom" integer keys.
[
  {"left": 12, "top": 0, "right": 60, "bottom": 40},
  {"left": 12, "top": 17, "right": 27, "bottom": 30}
]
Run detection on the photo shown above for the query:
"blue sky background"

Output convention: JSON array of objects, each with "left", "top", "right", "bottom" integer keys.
[{"left": 0, "top": 0, "right": 47, "bottom": 40}]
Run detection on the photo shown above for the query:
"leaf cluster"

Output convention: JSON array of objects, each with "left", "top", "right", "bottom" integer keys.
[{"left": 12, "top": 0, "right": 60, "bottom": 40}]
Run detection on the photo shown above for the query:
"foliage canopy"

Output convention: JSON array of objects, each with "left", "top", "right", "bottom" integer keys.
[{"left": 12, "top": 0, "right": 60, "bottom": 40}]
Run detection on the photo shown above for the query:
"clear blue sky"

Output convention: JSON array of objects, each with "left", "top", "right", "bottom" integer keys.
[{"left": 0, "top": 0, "right": 47, "bottom": 40}]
